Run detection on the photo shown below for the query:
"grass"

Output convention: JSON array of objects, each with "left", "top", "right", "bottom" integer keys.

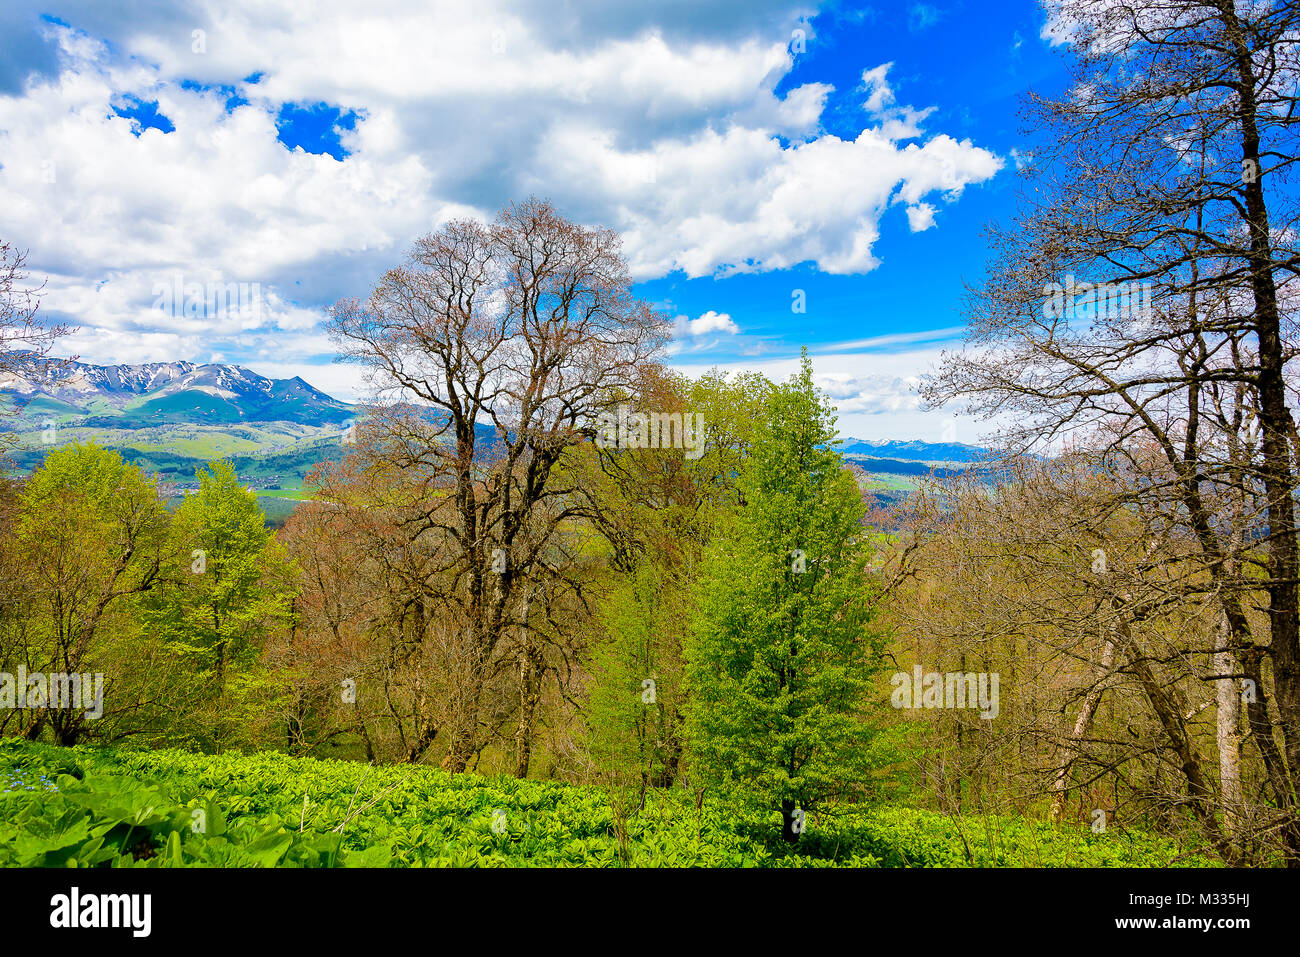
[{"left": 0, "top": 740, "right": 1214, "bottom": 868}]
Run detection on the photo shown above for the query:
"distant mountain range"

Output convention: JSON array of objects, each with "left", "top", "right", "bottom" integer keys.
[
  {"left": 0, "top": 360, "right": 990, "bottom": 521},
  {"left": 0, "top": 361, "right": 987, "bottom": 462},
  {"left": 838, "top": 437, "right": 986, "bottom": 465},
  {"left": 0, "top": 360, "right": 354, "bottom": 426}
]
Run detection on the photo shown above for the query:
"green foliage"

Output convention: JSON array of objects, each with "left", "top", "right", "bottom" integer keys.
[
  {"left": 587, "top": 560, "right": 686, "bottom": 795},
  {"left": 17, "top": 443, "right": 168, "bottom": 613},
  {"left": 0, "top": 740, "right": 1209, "bottom": 868},
  {"left": 0, "top": 749, "right": 357, "bottom": 868},
  {"left": 2, "top": 449, "right": 296, "bottom": 749},
  {"left": 3, "top": 444, "right": 171, "bottom": 744},
  {"left": 683, "top": 368, "right": 775, "bottom": 526},
  {"left": 685, "top": 351, "right": 889, "bottom": 826},
  {"left": 144, "top": 459, "right": 295, "bottom": 692},
  {"left": 838, "top": 806, "right": 1208, "bottom": 868},
  {"left": 575, "top": 364, "right": 774, "bottom": 795}
]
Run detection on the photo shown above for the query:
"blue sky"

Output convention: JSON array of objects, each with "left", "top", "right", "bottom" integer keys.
[
  {"left": 0, "top": 1, "right": 1075, "bottom": 440},
  {"left": 655, "top": 2, "right": 1062, "bottom": 360}
]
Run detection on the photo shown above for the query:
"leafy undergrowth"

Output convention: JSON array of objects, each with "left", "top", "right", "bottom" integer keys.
[{"left": 0, "top": 740, "right": 1213, "bottom": 868}]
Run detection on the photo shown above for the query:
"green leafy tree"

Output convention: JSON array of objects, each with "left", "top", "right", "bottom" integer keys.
[
  {"left": 5, "top": 444, "right": 169, "bottom": 744},
  {"left": 685, "top": 351, "right": 885, "bottom": 842},
  {"left": 575, "top": 366, "right": 773, "bottom": 784},
  {"left": 149, "top": 461, "right": 294, "bottom": 703},
  {"left": 587, "top": 560, "right": 686, "bottom": 805}
]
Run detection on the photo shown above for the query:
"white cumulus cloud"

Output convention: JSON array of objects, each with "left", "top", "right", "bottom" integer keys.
[{"left": 0, "top": 1, "right": 1003, "bottom": 380}]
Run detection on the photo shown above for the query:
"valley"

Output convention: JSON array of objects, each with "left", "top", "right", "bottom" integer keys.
[{"left": 0, "top": 359, "right": 987, "bottom": 525}]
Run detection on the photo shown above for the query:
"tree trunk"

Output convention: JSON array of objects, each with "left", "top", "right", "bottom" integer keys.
[
  {"left": 780, "top": 798, "right": 799, "bottom": 844},
  {"left": 1214, "top": 614, "right": 1244, "bottom": 842},
  {"left": 513, "top": 588, "right": 541, "bottom": 779},
  {"left": 1051, "top": 637, "right": 1116, "bottom": 822},
  {"left": 441, "top": 626, "right": 489, "bottom": 773},
  {"left": 1117, "top": 607, "right": 1234, "bottom": 862},
  {"left": 1223, "top": 0, "right": 1300, "bottom": 864},
  {"left": 441, "top": 678, "right": 481, "bottom": 774},
  {"left": 514, "top": 646, "right": 542, "bottom": 779}
]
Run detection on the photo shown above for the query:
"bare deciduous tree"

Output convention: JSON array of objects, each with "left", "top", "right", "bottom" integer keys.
[
  {"left": 923, "top": 0, "right": 1300, "bottom": 863},
  {"left": 325, "top": 199, "right": 665, "bottom": 772}
]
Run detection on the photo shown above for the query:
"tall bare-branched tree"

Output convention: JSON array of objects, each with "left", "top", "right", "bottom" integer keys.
[
  {"left": 325, "top": 199, "right": 666, "bottom": 772},
  {"left": 924, "top": 0, "right": 1300, "bottom": 862}
]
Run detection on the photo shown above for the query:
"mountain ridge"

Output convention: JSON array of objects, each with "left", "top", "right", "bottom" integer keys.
[
  {"left": 0, "top": 359, "right": 354, "bottom": 426},
  {"left": 837, "top": 437, "right": 986, "bottom": 463},
  {"left": 0, "top": 360, "right": 990, "bottom": 514},
  {"left": 1, "top": 360, "right": 990, "bottom": 461}
]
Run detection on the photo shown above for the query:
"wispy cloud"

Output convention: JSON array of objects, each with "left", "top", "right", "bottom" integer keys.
[
  {"left": 812, "top": 326, "right": 967, "bottom": 354},
  {"left": 908, "top": 3, "right": 943, "bottom": 32}
]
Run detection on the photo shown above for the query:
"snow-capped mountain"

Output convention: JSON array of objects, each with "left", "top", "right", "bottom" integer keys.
[
  {"left": 839, "top": 437, "right": 986, "bottom": 463},
  {"left": 1, "top": 360, "right": 197, "bottom": 397},
  {"left": 0, "top": 359, "right": 354, "bottom": 425}
]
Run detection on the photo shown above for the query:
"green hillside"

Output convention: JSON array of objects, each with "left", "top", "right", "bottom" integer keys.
[{"left": 117, "top": 389, "right": 248, "bottom": 425}]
